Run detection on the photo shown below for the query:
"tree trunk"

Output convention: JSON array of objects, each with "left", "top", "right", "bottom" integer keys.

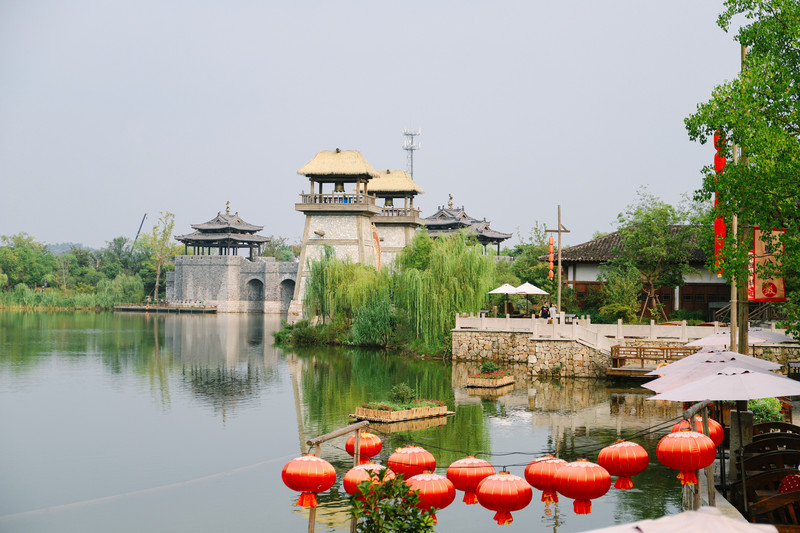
[{"left": 154, "top": 263, "right": 161, "bottom": 301}]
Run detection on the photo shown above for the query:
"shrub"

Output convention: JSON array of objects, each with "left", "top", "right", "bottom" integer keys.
[
  {"left": 749, "top": 397, "right": 784, "bottom": 424},
  {"left": 480, "top": 361, "right": 500, "bottom": 374},
  {"left": 352, "top": 297, "right": 393, "bottom": 346},
  {"left": 388, "top": 383, "right": 415, "bottom": 404},
  {"left": 350, "top": 468, "right": 434, "bottom": 532}
]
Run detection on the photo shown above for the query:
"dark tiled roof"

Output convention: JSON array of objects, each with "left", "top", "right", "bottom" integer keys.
[
  {"left": 540, "top": 227, "right": 706, "bottom": 264},
  {"left": 191, "top": 212, "right": 263, "bottom": 233},
  {"left": 175, "top": 232, "right": 270, "bottom": 244},
  {"left": 423, "top": 206, "right": 511, "bottom": 242}
]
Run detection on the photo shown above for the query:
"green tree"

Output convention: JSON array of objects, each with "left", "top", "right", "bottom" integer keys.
[
  {"left": 597, "top": 261, "right": 641, "bottom": 322},
  {"left": 140, "top": 212, "right": 175, "bottom": 299},
  {"left": 350, "top": 469, "right": 434, "bottom": 533},
  {"left": 260, "top": 236, "right": 299, "bottom": 262},
  {"left": 613, "top": 190, "right": 699, "bottom": 321},
  {"left": 0, "top": 233, "right": 57, "bottom": 288},
  {"left": 685, "top": 0, "right": 800, "bottom": 335}
]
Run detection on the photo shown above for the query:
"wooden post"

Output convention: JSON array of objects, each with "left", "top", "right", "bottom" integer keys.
[
  {"left": 546, "top": 206, "right": 570, "bottom": 314},
  {"left": 701, "top": 408, "right": 716, "bottom": 506}
]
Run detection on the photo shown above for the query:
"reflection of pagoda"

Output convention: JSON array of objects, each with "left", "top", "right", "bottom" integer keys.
[
  {"left": 369, "top": 169, "right": 425, "bottom": 266},
  {"left": 423, "top": 196, "right": 511, "bottom": 254},
  {"left": 175, "top": 203, "right": 270, "bottom": 260}
]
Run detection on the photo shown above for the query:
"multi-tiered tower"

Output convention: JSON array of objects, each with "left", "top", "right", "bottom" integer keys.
[
  {"left": 288, "top": 149, "right": 381, "bottom": 320},
  {"left": 369, "top": 169, "right": 424, "bottom": 266}
]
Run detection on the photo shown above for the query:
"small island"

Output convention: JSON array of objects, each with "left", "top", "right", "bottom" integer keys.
[
  {"left": 351, "top": 383, "right": 453, "bottom": 423},
  {"left": 465, "top": 361, "right": 515, "bottom": 388}
]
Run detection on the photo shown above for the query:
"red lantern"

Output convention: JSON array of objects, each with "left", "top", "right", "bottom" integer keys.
[
  {"left": 524, "top": 455, "right": 567, "bottom": 506},
  {"left": 671, "top": 416, "right": 724, "bottom": 447},
  {"left": 714, "top": 152, "right": 726, "bottom": 173},
  {"left": 281, "top": 455, "right": 336, "bottom": 507},
  {"left": 476, "top": 472, "right": 532, "bottom": 525},
  {"left": 554, "top": 459, "right": 611, "bottom": 514},
  {"left": 446, "top": 456, "right": 495, "bottom": 504},
  {"left": 406, "top": 473, "right": 455, "bottom": 523},
  {"left": 657, "top": 430, "right": 717, "bottom": 486},
  {"left": 714, "top": 130, "right": 726, "bottom": 151},
  {"left": 597, "top": 440, "right": 649, "bottom": 490},
  {"left": 387, "top": 446, "right": 436, "bottom": 479},
  {"left": 343, "top": 462, "right": 395, "bottom": 495},
  {"left": 345, "top": 431, "right": 382, "bottom": 465}
]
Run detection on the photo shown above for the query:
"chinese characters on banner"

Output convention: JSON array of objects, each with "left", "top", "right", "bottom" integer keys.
[{"left": 748, "top": 227, "right": 787, "bottom": 302}]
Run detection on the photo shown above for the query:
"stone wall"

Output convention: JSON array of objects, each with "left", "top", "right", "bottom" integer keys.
[
  {"left": 752, "top": 345, "right": 800, "bottom": 374},
  {"left": 451, "top": 330, "right": 610, "bottom": 378}
]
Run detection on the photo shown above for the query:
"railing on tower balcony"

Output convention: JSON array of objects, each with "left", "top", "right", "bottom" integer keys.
[
  {"left": 376, "top": 206, "right": 421, "bottom": 217},
  {"left": 299, "top": 192, "right": 376, "bottom": 205}
]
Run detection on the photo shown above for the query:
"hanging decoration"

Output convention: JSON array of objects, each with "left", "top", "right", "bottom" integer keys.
[
  {"left": 524, "top": 455, "right": 567, "bottom": 510},
  {"left": 406, "top": 473, "right": 456, "bottom": 523},
  {"left": 345, "top": 431, "right": 383, "bottom": 465},
  {"left": 713, "top": 130, "right": 726, "bottom": 276},
  {"left": 281, "top": 455, "right": 337, "bottom": 507},
  {"left": 548, "top": 236, "right": 555, "bottom": 280},
  {"left": 597, "top": 440, "right": 649, "bottom": 490},
  {"left": 387, "top": 446, "right": 436, "bottom": 479},
  {"left": 446, "top": 456, "right": 496, "bottom": 504},
  {"left": 553, "top": 459, "right": 611, "bottom": 514},
  {"left": 476, "top": 472, "right": 533, "bottom": 526},
  {"left": 656, "top": 430, "right": 717, "bottom": 485},
  {"left": 343, "top": 462, "right": 394, "bottom": 495},
  {"left": 671, "top": 416, "right": 724, "bottom": 447}
]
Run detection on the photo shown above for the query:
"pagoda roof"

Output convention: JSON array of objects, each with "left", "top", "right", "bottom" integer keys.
[
  {"left": 190, "top": 211, "right": 263, "bottom": 233},
  {"left": 424, "top": 205, "right": 511, "bottom": 242},
  {"left": 297, "top": 149, "right": 379, "bottom": 180},
  {"left": 175, "top": 232, "right": 271, "bottom": 244},
  {"left": 539, "top": 227, "right": 706, "bottom": 264},
  {"left": 368, "top": 169, "right": 424, "bottom": 196}
]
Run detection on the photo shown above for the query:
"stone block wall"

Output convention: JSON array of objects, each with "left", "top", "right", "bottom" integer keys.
[{"left": 452, "top": 330, "right": 610, "bottom": 378}]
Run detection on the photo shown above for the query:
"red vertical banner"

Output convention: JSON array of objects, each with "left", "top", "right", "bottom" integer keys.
[
  {"left": 749, "top": 227, "right": 786, "bottom": 302},
  {"left": 713, "top": 132, "right": 726, "bottom": 276},
  {"left": 548, "top": 236, "right": 554, "bottom": 280}
]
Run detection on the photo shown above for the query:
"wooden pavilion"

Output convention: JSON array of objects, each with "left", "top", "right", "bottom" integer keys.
[
  {"left": 423, "top": 197, "right": 511, "bottom": 254},
  {"left": 175, "top": 204, "right": 270, "bottom": 260}
]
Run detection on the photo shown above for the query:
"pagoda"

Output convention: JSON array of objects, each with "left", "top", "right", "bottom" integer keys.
[
  {"left": 289, "top": 149, "right": 382, "bottom": 320},
  {"left": 369, "top": 169, "right": 425, "bottom": 265},
  {"left": 175, "top": 203, "right": 270, "bottom": 260},
  {"left": 423, "top": 195, "right": 511, "bottom": 254}
]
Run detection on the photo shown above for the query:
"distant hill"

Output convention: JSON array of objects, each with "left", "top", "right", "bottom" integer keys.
[{"left": 47, "top": 243, "right": 96, "bottom": 255}]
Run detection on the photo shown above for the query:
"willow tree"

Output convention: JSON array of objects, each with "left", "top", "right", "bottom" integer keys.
[{"left": 395, "top": 232, "right": 495, "bottom": 352}]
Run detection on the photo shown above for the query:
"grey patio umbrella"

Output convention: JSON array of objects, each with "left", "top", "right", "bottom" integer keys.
[
  {"left": 685, "top": 330, "right": 768, "bottom": 347},
  {"left": 583, "top": 506, "right": 777, "bottom": 533},
  {"left": 642, "top": 359, "right": 778, "bottom": 394},
  {"left": 488, "top": 283, "right": 520, "bottom": 314},
  {"left": 514, "top": 282, "right": 549, "bottom": 314},
  {"left": 644, "top": 349, "right": 781, "bottom": 377}
]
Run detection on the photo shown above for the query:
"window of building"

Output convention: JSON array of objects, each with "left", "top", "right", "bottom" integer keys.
[
  {"left": 684, "top": 294, "right": 693, "bottom": 301},
  {"left": 696, "top": 294, "right": 705, "bottom": 302},
  {"left": 662, "top": 294, "right": 671, "bottom": 301}
]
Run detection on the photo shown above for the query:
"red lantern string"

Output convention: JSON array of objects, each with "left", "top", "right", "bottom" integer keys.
[
  {"left": 281, "top": 455, "right": 337, "bottom": 507},
  {"left": 446, "top": 456, "right": 495, "bottom": 504},
  {"left": 713, "top": 130, "right": 727, "bottom": 275},
  {"left": 553, "top": 459, "right": 611, "bottom": 515},
  {"left": 476, "top": 472, "right": 532, "bottom": 526},
  {"left": 671, "top": 416, "right": 724, "bottom": 447},
  {"left": 343, "top": 462, "right": 394, "bottom": 495},
  {"left": 406, "top": 473, "right": 456, "bottom": 524},
  {"left": 597, "top": 440, "right": 649, "bottom": 490},
  {"left": 656, "top": 430, "right": 717, "bottom": 485},
  {"left": 345, "top": 431, "right": 382, "bottom": 465},
  {"left": 524, "top": 455, "right": 567, "bottom": 510},
  {"left": 387, "top": 446, "right": 436, "bottom": 479}
]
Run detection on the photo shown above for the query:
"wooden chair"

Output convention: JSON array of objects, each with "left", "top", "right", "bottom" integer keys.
[
  {"left": 729, "top": 468, "right": 798, "bottom": 511},
  {"left": 745, "top": 435, "right": 800, "bottom": 454},
  {"left": 754, "top": 422, "right": 800, "bottom": 436},
  {"left": 744, "top": 450, "right": 800, "bottom": 473},
  {"left": 749, "top": 491, "right": 800, "bottom": 533}
]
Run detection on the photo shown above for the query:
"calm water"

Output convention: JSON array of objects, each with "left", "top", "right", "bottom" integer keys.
[{"left": 0, "top": 312, "right": 685, "bottom": 532}]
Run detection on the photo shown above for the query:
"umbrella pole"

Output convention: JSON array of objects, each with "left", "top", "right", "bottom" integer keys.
[{"left": 717, "top": 401, "right": 727, "bottom": 499}]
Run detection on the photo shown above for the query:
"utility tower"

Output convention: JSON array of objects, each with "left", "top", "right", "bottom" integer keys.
[{"left": 402, "top": 129, "right": 421, "bottom": 180}]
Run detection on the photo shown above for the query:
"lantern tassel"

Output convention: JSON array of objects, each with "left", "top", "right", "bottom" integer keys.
[
  {"left": 677, "top": 470, "right": 698, "bottom": 486},
  {"left": 573, "top": 499, "right": 592, "bottom": 515},
  {"left": 541, "top": 490, "right": 559, "bottom": 504},
  {"left": 614, "top": 476, "right": 635, "bottom": 490},
  {"left": 462, "top": 491, "right": 478, "bottom": 505},
  {"left": 296, "top": 492, "right": 318, "bottom": 507},
  {"left": 492, "top": 511, "right": 514, "bottom": 526},
  {"left": 544, "top": 502, "right": 553, "bottom": 516}
]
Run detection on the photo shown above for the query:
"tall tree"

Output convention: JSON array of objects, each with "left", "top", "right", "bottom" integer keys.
[
  {"left": 613, "top": 190, "right": 699, "bottom": 321},
  {"left": 144, "top": 212, "right": 175, "bottom": 300},
  {"left": 685, "top": 0, "right": 800, "bottom": 333}
]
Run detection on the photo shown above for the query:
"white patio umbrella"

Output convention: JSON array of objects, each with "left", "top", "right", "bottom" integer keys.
[
  {"left": 685, "top": 330, "right": 768, "bottom": 347},
  {"left": 644, "top": 349, "right": 781, "bottom": 377},
  {"left": 583, "top": 506, "right": 777, "bottom": 533},
  {"left": 642, "top": 358, "right": 778, "bottom": 394},
  {"left": 488, "top": 283, "right": 520, "bottom": 314},
  {"left": 749, "top": 327, "right": 797, "bottom": 344},
  {"left": 515, "top": 282, "right": 549, "bottom": 315}
]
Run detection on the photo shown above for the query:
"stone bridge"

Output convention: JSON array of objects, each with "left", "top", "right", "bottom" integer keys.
[{"left": 166, "top": 255, "right": 298, "bottom": 314}]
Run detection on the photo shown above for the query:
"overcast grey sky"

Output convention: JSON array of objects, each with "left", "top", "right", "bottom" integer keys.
[{"left": 0, "top": 1, "right": 742, "bottom": 250}]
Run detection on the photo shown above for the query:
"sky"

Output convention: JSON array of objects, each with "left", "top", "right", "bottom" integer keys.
[{"left": 0, "top": 1, "right": 744, "bottom": 250}]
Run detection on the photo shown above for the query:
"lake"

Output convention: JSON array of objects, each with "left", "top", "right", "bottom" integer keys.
[{"left": 0, "top": 311, "right": 685, "bottom": 532}]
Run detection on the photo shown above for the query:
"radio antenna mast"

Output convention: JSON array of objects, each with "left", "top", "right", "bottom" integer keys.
[{"left": 402, "top": 129, "right": 421, "bottom": 180}]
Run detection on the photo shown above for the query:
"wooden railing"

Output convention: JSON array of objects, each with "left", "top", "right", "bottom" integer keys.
[
  {"left": 610, "top": 345, "right": 700, "bottom": 369},
  {"left": 298, "top": 192, "right": 376, "bottom": 205},
  {"left": 376, "top": 206, "right": 421, "bottom": 217}
]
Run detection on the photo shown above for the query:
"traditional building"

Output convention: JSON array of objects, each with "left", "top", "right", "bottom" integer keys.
[
  {"left": 423, "top": 197, "right": 512, "bottom": 254},
  {"left": 166, "top": 206, "right": 296, "bottom": 313},
  {"left": 288, "top": 149, "right": 382, "bottom": 320},
  {"left": 369, "top": 169, "right": 425, "bottom": 266},
  {"left": 552, "top": 230, "right": 729, "bottom": 318}
]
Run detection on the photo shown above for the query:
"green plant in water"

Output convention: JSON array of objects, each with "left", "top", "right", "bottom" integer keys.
[
  {"left": 388, "top": 383, "right": 416, "bottom": 404},
  {"left": 748, "top": 397, "right": 784, "bottom": 424},
  {"left": 480, "top": 361, "right": 500, "bottom": 374},
  {"left": 350, "top": 469, "right": 434, "bottom": 532}
]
